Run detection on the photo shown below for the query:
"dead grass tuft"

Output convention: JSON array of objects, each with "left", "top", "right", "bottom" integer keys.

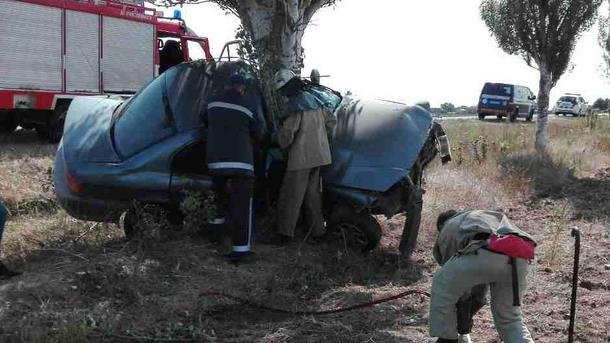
[{"left": 500, "top": 152, "right": 575, "bottom": 198}]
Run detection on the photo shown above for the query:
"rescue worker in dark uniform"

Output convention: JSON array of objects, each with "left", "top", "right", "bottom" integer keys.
[
  {"left": 272, "top": 69, "right": 336, "bottom": 244},
  {"left": 205, "top": 74, "right": 263, "bottom": 262},
  {"left": 159, "top": 40, "right": 184, "bottom": 74}
]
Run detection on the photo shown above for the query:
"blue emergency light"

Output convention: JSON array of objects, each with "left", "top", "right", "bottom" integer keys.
[{"left": 173, "top": 9, "right": 182, "bottom": 20}]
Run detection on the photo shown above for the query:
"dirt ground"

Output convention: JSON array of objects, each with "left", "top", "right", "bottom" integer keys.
[{"left": 0, "top": 119, "right": 608, "bottom": 342}]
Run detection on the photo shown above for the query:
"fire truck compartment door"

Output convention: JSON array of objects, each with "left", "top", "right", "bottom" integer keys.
[
  {"left": 0, "top": 0, "right": 63, "bottom": 91},
  {"left": 66, "top": 10, "right": 100, "bottom": 93},
  {"left": 102, "top": 17, "right": 155, "bottom": 93}
]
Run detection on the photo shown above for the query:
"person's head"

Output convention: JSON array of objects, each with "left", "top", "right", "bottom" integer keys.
[
  {"left": 273, "top": 69, "right": 302, "bottom": 97},
  {"left": 226, "top": 74, "right": 247, "bottom": 95},
  {"left": 437, "top": 210, "right": 459, "bottom": 232}
]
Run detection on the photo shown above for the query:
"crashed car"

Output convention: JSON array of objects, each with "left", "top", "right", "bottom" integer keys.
[{"left": 54, "top": 60, "right": 450, "bottom": 256}]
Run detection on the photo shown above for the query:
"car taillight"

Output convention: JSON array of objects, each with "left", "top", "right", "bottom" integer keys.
[{"left": 64, "top": 169, "right": 84, "bottom": 194}]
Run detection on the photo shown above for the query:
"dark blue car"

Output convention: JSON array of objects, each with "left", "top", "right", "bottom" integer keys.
[{"left": 54, "top": 60, "right": 450, "bottom": 255}]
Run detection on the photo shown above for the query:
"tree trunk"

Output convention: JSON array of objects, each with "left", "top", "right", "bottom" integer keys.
[
  {"left": 535, "top": 64, "right": 553, "bottom": 151},
  {"left": 234, "top": 0, "right": 321, "bottom": 122}
]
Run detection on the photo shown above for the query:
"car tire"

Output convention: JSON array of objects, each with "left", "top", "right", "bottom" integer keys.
[
  {"left": 509, "top": 110, "right": 518, "bottom": 122},
  {"left": 526, "top": 111, "right": 534, "bottom": 122},
  {"left": 121, "top": 208, "right": 137, "bottom": 240},
  {"left": 555, "top": 112, "right": 559, "bottom": 116},
  {"left": 478, "top": 113, "right": 485, "bottom": 120},
  {"left": 328, "top": 210, "right": 382, "bottom": 252},
  {"left": 496, "top": 115, "right": 503, "bottom": 121}
]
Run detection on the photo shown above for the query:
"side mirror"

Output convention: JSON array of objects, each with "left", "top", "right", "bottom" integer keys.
[{"left": 529, "top": 95, "right": 537, "bottom": 101}]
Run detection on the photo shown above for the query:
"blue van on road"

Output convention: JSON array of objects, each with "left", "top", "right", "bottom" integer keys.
[{"left": 477, "top": 82, "right": 537, "bottom": 122}]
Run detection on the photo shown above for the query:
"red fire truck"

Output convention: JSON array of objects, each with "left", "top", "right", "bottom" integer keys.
[{"left": 0, "top": 0, "right": 213, "bottom": 142}]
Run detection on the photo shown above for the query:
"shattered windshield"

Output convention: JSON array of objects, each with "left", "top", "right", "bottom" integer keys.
[{"left": 306, "top": 85, "right": 342, "bottom": 112}]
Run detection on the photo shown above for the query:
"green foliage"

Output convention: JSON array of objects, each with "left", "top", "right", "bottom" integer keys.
[
  {"left": 440, "top": 102, "right": 456, "bottom": 114},
  {"left": 179, "top": 191, "right": 218, "bottom": 234},
  {"left": 592, "top": 97, "right": 610, "bottom": 110},
  {"left": 600, "top": 2, "right": 610, "bottom": 75},
  {"left": 480, "top": 0, "right": 603, "bottom": 86}
]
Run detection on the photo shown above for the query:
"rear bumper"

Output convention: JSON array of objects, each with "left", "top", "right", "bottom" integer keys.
[
  {"left": 554, "top": 108, "right": 579, "bottom": 115},
  {"left": 53, "top": 148, "right": 127, "bottom": 223},
  {"left": 478, "top": 107, "right": 509, "bottom": 116}
]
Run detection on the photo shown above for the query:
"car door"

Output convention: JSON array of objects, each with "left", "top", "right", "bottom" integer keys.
[
  {"left": 514, "top": 86, "right": 528, "bottom": 115},
  {"left": 110, "top": 71, "right": 178, "bottom": 203},
  {"left": 578, "top": 97, "right": 587, "bottom": 114}
]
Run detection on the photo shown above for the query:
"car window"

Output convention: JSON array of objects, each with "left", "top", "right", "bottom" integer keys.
[
  {"left": 482, "top": 83, "right": 512, "bottom": 96},
  {"left": 166, "top": 62, "right": 210, "bottom": 130},
  {"left": 113, "top": 72, "right": 175, "bottom": 158},
  {"left": 306, "top": 84, "right": 342, "bottom": 112},
  {"left": 559, "top": 96, "right": 577, "bottom": 103}
]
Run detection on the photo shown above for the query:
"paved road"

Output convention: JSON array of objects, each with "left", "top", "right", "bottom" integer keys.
[{"left": 436, "top": 112, "right": 609, "bottom": 121}]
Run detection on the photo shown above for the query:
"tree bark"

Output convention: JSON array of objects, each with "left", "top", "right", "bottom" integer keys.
[
  {"left": 234, "top": 0, "right": 320, "bottom": 122},
  {"left": 535, "top": 64, "right": 553, "bottom": 151}
]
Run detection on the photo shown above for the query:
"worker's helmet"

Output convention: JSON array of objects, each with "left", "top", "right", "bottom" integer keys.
[{"left": 273, "top": 69, "right": 297, "bottom": 91}]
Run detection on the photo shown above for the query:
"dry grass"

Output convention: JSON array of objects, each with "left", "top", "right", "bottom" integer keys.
[{"left": 0, "top": 117, "right": 609, "bottom": 342}]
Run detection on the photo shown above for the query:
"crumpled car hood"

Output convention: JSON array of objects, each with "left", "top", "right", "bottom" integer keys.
[
  {"left": 62, "top": 96, "right": 122, "bottom": 163},
  {"left": 323, "top": 96, "right": 433, "bottom": 192}
]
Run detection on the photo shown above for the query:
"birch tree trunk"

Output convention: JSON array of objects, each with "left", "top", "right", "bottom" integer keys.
[
  {"left": 535, "top": 64, "right": 553, "bottom": 151},
  {"left": 233, "top": 0, "right": 325, "bottom": 121}
]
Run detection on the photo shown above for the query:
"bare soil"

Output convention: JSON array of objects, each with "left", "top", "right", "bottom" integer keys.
[{"left": 0, "top": 119, "right": 608, "bottom": 343}]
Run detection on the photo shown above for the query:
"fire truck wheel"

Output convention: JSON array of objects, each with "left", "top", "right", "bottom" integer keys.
[
  {"left": 49, "top": 104, "right": 68, "bottom": 143},
  {"left": 0, "top": 117, "right": 17, "bottom": 133},
  {"left": 35, "top": 126, "right": 49, "bottom": 140}
]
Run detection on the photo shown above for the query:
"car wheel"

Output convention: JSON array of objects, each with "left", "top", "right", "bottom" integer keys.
[
  {"left": 120, "top": 208, "right": 137, "bottom": 240},
  {"left": 478, "top": 113, "right": 485, "bottom": 120},
  {"left": 526, "top": 111, "right": 534, "bottom": 122},
  {"left": 328, "top": 211, "right": 381, "bottom": 252},
  {"left": 496, "top": 115, "right": 503, "bottom": 120},
  {"left": 509, "top": 109, "right": 518, "bottom": 122}
]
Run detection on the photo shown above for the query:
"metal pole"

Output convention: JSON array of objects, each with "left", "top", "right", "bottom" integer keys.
[{"left": 568, "top": 227, "right": 580, "bottom": 343}]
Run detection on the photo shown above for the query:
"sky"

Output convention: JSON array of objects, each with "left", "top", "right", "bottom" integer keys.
[{"left": 160, "top": 0, "right": 609, "bottom": 107}]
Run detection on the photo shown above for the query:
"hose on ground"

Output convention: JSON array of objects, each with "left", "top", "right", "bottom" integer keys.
[{"left": 199, "top": 288, "right": 431, "bottom": 316}]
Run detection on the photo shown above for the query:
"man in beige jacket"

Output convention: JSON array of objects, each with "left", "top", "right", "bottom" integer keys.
[
  {"left": 272, "top": 69, "right": 336, "bottom": 244},
  {"left": 430, "top": 210, "right": 535, "bottom": 343}
]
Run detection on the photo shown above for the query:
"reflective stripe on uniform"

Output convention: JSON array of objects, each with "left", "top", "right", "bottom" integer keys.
[
  {"left": 208, "top": 162, "right": 254, "bottom": 171},
  {"left": 208, "top": 101, "right": 254, "bottom": 118},
  {"left": 233, "top": 245, "right": 251, "bottom": 252},
  {"left": 208, "top": 218, "right": 226, "bottom": 225},
  {"left": 232, "top": 197, "right": 253, "bottom": 253}
]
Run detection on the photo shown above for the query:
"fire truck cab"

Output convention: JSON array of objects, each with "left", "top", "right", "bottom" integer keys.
[{"left": 0, "top": 0, "right": 212, "bottom": 143}]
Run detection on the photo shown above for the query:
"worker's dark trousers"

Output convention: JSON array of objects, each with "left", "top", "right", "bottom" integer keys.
[
  {"left": 277, "top": 167, "right": 325, "bottom": 238},
  {"left": 211, "top": 176, "right": 254, "bottom": 253}
]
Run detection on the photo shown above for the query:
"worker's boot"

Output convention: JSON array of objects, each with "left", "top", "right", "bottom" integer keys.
[
  {"left": 225, "top": 251, "right": 254, "bottom": 265},
  {"left": 458, "top": 334, "right": 472, "bottom": 343},
  {"left": 0, "top": 261, "right": 22, "bottom": 278}
]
